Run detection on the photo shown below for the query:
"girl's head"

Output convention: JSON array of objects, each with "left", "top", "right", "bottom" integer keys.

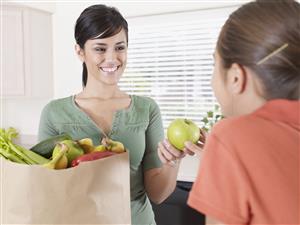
[
  {"left": 74, "top": 4, "right": 128, "bottom": 87},
  {"left": 213, "top": 0, "right": 300, "bottom": 116}
]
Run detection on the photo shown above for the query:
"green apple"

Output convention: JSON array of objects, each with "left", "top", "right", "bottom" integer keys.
[{"left": 167, "top": 118, "right": 200, "bottom": 151}]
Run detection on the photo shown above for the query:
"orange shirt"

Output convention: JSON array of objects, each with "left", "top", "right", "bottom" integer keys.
[{"left": 188, "top": 99, "right": 300, "bottom": 224}]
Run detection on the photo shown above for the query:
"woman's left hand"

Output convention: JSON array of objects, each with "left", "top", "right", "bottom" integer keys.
[{"left": 157, "top": 139, "right": 186, "bottom": 166}]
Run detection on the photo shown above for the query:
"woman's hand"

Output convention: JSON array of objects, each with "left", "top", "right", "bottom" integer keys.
[
  {"left": 158, "top": 129, "right": 207, "bottom": 165},
  {"left": 158, "top": 139, "right": 186, "bottom": 166}
]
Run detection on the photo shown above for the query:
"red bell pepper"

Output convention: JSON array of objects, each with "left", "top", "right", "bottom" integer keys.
[{"left": 71, "top": 151, "right": 117, "bottom": 167}]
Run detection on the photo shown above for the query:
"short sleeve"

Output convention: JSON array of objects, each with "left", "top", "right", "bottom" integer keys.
[
  {"left": 187, "top": 131, "right": 250, "bottom": 224},
  {"left": 38, "top": 102, "right": 59, "bottom": 141},
  {"left": 142, "top": 99, "right": 164, "bottom": 171}
]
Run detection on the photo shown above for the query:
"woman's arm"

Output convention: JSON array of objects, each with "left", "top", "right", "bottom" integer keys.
[
  {"left": 144, "top": 140, "right": 184, "bottom": 204},
  {"left": 144, "top": 138, "right": 203, "bottom": 204},
  {"left": 144, "top": 128, "right": 206, "bottom": 204},
  {"left": 143, "top": 98, "right": 205, "bottom": 204},
  {"left": 144, "top": 161, "right": 180, "bottom": 204}
]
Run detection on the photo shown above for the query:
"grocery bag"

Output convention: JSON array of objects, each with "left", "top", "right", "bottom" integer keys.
[{"left": 1, "top": 151, "right": 131, "bottom": 224}]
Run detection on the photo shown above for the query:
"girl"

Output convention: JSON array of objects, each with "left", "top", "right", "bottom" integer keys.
[{"left": 185, "top": 0, "right": 299, "bottom": 224}]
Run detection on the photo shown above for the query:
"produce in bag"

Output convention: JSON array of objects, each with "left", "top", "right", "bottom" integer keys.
[{"left": 1, "top": 127, "right": 131, "bottom": 224}]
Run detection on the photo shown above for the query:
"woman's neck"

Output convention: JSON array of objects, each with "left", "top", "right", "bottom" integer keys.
[{"left": 78, "top": 82, "right": 125, "bottom": 100}]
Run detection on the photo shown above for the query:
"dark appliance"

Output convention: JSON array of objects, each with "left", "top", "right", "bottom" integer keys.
[{"left": 152, "top": 181, "right": 205, "bottom": 225}]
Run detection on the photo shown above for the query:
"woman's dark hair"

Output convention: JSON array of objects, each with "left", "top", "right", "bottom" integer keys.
[
  {"left": 217, "top": 0, "right": 300, "bottom": 100},
  {"left": 74, "top": 4, "right": 128, "bottom": 87}
]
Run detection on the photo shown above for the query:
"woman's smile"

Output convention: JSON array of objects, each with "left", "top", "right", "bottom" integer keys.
[{"left": 99, "top": 65, "right": 120, "bottom": 73}]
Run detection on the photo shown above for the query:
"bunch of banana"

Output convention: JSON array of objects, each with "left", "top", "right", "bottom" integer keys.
[
  {"left": 77, "top": 137, "right": 125, "bottom": 154},
  {"left": 43, "top": 137, "right": 125, "bottom": 169},
  {"left": 42, "top": 140, "right": 85, "bottom": 170}
]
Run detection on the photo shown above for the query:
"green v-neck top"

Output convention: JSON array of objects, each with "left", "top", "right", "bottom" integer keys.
[{"left": 38, "top": 95, "right": 164, "bottom": 225}]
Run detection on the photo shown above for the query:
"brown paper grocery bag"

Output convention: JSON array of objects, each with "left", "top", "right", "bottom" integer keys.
[{"left": 1, "top": 152, "right": 131, "bottom": 224}]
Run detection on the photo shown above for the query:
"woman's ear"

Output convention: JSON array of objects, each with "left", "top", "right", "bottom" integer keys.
[
  {"left": 226, "top": 63, "right": 247, "bottom": 94},
  {"left": 75, "top": 44, "right": 85, "bottom": 62}
]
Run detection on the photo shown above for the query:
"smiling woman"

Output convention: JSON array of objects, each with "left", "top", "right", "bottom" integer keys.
[
  {"left": 37, "top": 4, "right": 186, "bottom": 225},
  {"left": 74, "top": 4, "right": 128, "bottom": 88},
  {"left": 75, "top": 31, "right": 127, "bottom": 86}
]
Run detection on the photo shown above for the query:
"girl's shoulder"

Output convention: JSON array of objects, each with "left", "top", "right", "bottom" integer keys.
[{"left": 211, "top": 115, "right": 257, "bottom": 137}]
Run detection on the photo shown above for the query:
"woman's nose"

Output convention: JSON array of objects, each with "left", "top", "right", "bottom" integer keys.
[{"left": 104, "top": 49, "right": 117, "bottom": 62}]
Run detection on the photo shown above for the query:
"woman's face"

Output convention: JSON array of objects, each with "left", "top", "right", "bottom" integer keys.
[
  {"left": 211, "top": 51, "right": 233, "bottom": 117},
  {"left": 81, "top": 29, "right": 127, "bottom": 86}
]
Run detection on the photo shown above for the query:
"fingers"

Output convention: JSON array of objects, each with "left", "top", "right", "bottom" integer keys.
[
  {"left": 157, "top": 146, "right": 168, "bottom": 164},
  {"left": 199, "top": 128, "right": 207, "bottom": 143},
  {"left": 182, "top": 147, "right": 195, "bottom": 156},
  {"left": 158, "top": 137, "right": 204, "bottom": 165},
  {"left": 183, "top": 141, "right": 203, "bottom": 155},
  {"left": 157, "top": 139, "right": 186, "bottom": 164},
  {"left": 196, "top": 140, "right": 205, "bottom": 149}
]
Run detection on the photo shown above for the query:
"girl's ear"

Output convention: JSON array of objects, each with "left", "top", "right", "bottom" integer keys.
[
  {"left": 75, "top": 44, "right": 85, "bottom": 62},
  {"left": 226, "top": 63, "right": 247, "bottom": 94}
]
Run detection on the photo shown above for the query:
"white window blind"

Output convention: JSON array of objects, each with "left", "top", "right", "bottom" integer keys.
[{"left": 120, "top": 6, "right": 238, "bottom": 131}]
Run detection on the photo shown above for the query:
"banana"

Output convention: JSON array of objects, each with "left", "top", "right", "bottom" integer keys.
[
  {"left": 43, "top": 143, "right": 68, "bottom": 169},
  {"left": 94, "top": 144, "right": 106, "bottom": 152},
  {"left": 77, "top": 138, "right": 94, "bottom": 153},
  {"left": 101, "top": 138, "right": 125, "bottom": 153}
]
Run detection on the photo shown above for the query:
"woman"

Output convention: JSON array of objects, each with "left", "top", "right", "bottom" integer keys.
[
  {"left": 38, "top": 4, "right": 185, "bottom": 225},
  {"left": 181, "top": 0, "right": 299, "bottom": 224}
]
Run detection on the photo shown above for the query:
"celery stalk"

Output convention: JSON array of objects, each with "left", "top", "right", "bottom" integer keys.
[
  {"left": 0, "top": 148, "right": 27, "bottom": 164},
  {"left": 0, "top": 127, "right": 49, "bottom": 165},
  {"left": 17, "top": 145, "right": 49, "bottom": 164}
]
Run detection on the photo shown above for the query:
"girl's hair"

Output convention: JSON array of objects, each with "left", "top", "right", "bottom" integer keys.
[
  {"left": 217, "top": 0, "right": 300, "bottom": 100},
  {"left": 74, "top": 4, "right": 128, "bottom": 87}
]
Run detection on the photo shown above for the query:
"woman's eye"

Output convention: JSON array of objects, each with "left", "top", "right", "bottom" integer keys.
[
  {"left": 116, "top": 46, "right": 126, "bottom": 51},
  {"left": 95, "top": 48, "right": 105, "bottom": 52}
]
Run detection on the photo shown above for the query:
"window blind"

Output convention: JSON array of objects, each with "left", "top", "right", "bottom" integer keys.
[{"left": 120, "top": 6, "right": 238, "bottom": 131}]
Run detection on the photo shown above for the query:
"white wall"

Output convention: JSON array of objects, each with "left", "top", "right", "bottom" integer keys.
[
  {"left": 1, "top": 99, "right": 48, "bottom": 143},
  {"left": 2, "top": 0, "right": 56, "bottom": 13},
  {"left": 1, "top": 1, "right": 56, "bottom": 137}
]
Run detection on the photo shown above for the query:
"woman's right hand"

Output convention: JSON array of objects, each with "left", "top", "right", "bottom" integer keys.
[{"left": 182, "top": 128, "right": 207, "bottom": 156}]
